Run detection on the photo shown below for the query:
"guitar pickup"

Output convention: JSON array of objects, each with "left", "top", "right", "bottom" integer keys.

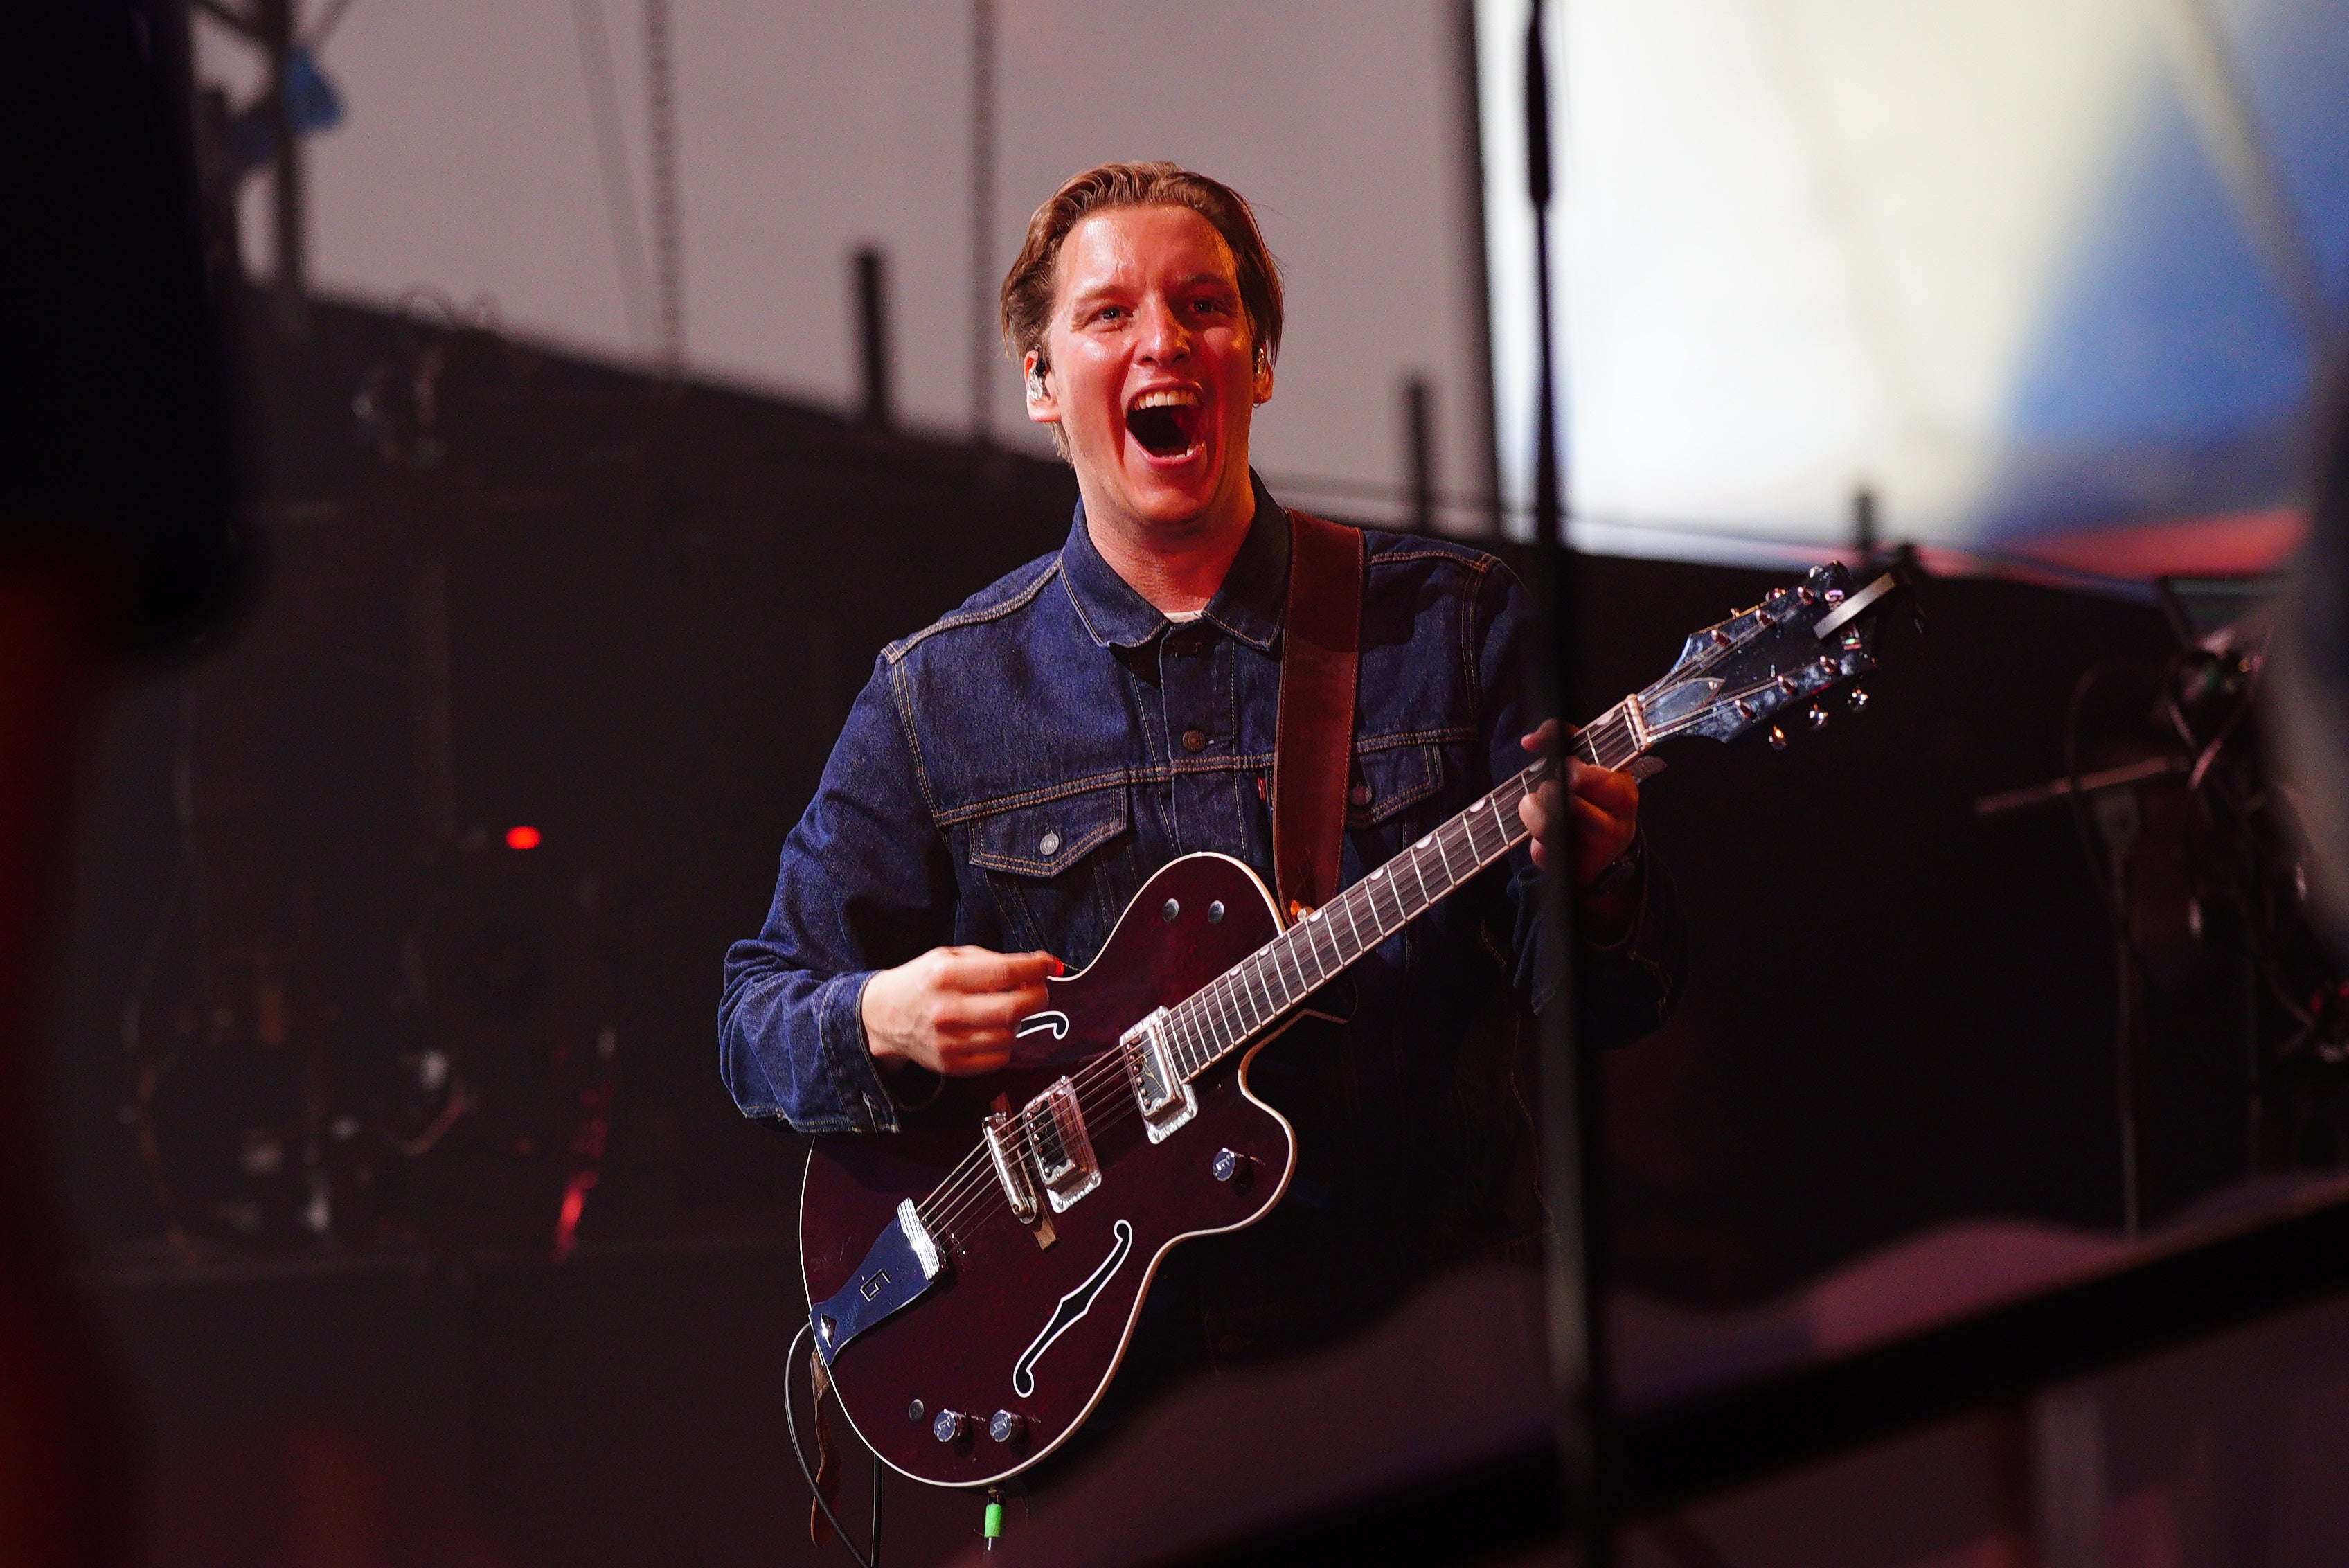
[
  {"left": 1024, "top": 1076, "right": 1100, "bottom": 1213},
  {"left": 983, "top": 1109, "right": 1038, "bottom": 1224},
  {"left": 1122, "top": 1008, "right": 1199, "bottom": 1143}
]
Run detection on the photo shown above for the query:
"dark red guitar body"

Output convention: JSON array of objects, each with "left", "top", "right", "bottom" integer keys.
[{"left": 798, "top": 852, "right": 1303, "bottom": 1488}]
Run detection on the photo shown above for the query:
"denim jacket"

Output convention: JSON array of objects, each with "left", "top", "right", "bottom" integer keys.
[{"left": 720, "top": 478, "right": 1683, "bottom": 1139}]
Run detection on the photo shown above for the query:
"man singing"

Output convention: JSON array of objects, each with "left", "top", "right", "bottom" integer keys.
[{"left": 722, "top": 161, "right": 1681, "bottom": 1366}]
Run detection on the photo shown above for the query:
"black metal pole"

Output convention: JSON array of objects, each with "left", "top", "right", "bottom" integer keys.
[
  {"left": 856, "top": 247, "right": 894, "bottom": 431},
  {"left": 1524, "top": 3, "right": 1609, "bottom": 1565},
  {"left": 257, "top": 0, "right": 304, "bottom": 313}
]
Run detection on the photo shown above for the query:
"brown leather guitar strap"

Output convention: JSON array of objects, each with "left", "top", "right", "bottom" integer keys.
[{"left": 1272, "top": 509, "right": 1364, "bottom": 921}]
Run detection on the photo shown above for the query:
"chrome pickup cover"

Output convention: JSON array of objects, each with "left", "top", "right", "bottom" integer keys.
[
  {"left": 1024, "top": 1076, "right": 1100, "bottom": 1213},
  {"left": 1123, "top": 1008, "right": 1199, "bottom": 1143},
  {"left": 983, "top": 1110, "right": 1037, "bottom": 1223}
]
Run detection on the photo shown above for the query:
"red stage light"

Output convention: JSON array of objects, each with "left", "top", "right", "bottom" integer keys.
[{"left": 505, "top": 825, "right": 542, "bottom": 850}]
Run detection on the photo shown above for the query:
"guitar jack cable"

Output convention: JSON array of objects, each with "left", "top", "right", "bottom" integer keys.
[{"left": 785, "top": 1321, "right": 881, "bottom": 1568}]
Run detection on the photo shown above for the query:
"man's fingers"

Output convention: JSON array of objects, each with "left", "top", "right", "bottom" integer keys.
[
  {"left": 938, "top": 947, "right": 1063, "bottom": 992},
  {"left": 936, "top": 985, "right": 1051, "bottom": 1032},
  {"left": 1521, "top": 718, "right": 1563, "bottom": 756},
  {"left": 1566, "top": 758, "right": 1638, "bottom": 816}
]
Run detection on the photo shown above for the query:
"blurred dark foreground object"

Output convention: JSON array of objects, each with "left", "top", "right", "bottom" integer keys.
[
  {"left": 959, "top": 1174, "right": 2349, "bottom": 1567},
  {"left": 4, "top": 2, "right": 239, "bottom": 1563},
  {"left": 2274, "top": 362, "right": 2349, "bottom": 954}
]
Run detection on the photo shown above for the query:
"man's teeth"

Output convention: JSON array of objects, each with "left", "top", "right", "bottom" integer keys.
[{"left": 1131, "top": 391, "right": 1199, "bottom": 412}]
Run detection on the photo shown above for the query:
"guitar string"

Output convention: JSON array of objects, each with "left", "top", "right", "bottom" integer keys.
[
  {"left": 916, "top": 756, "right": 1561, "bottom": 1242},
  {"left": 913, "top": 745, "right": 1604, "bottom": 1239},
  {"left": 916, "top": 754, "right": 1558, "bottom": 1226},
  {"left": 917, "top": 709, "right": 1676, "bottom": 1239},
  {"left": 915, "top": 609, "right": 1849, "bottom": 1238},
  {"left": 921, "top": 776, "right": 1544, "bottom": 1241},
  {"left": 918, "top": 756, "right": 1557, "bottom": 1229},
  {"left": 921, "top": 688, "right": 1772, "bottom": 1238}
]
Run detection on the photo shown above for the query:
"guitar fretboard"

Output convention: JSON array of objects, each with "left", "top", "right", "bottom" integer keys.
[{"left": 1152, "top": 699, "right": 1640, "bottom": 1082}]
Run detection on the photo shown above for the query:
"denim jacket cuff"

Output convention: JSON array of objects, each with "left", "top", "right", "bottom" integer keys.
[{"left": 817, "top": 970, "right": 900, "bottom": 1134}]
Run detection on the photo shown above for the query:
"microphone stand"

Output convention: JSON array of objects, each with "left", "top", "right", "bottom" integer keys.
[{"left": 1524, "top": 4, "right": 1613, "bottom": 1565}]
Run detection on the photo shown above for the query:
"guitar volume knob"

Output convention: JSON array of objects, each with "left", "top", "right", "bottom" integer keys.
[
  {"left": 932, "top": 1409, "right": 970, "bottom": 1444},
  {"left": 989, "top": 1410, "right": 1027, "bottom": 1445}
]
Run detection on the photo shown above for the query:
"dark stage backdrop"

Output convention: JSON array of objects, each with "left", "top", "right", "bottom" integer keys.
[{"left": 51, "top": 299, "right": 2240, "bottom": 1564}]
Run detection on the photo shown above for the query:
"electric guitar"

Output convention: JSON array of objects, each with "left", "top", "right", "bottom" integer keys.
[{"left": 798, "top": 562, "right": 1904, "bottom": 1488}]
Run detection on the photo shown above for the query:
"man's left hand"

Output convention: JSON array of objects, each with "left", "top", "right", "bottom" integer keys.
[{"left": 1517, "top": 718, "right": 1638, "bottom": 888}]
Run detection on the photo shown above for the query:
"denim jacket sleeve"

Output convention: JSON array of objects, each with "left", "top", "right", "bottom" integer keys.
[
  {"left": 718, "top": 654, "right": 956, "bottom": 1134},
  {"left": 1472, "top": 560, "right": 1687, "bottom": 1046}
]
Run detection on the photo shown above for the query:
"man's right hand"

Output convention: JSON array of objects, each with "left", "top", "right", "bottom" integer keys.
[{"left": 860, "top": 945, "right": 1063, "bottom": 1078}]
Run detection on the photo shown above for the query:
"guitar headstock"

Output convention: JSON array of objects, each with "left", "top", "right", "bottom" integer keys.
[{"left": 1634, "top": 562, "right": 1906, "bottom": 751}]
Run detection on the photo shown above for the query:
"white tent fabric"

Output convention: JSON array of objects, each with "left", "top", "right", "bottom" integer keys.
[{"left": 1480, "top": 0, "right": 2348, "bottom": 576}]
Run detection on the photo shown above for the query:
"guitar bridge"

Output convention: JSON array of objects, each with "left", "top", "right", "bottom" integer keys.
[
  {"left": 1024, "top": 1076, "right": 1100, "bottom": 1213},
  {"left": 1123, "top": 1008, "right": 1199, "bottom": 1143}
]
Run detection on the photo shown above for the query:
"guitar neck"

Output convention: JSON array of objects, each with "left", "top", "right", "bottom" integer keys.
[{"left": 1154, "top": 698, "right": 1642, "bottom": 1085}]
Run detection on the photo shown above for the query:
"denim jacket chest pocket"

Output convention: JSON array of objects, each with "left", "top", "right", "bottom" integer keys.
[
  {"left": 1346, "top": 739, "right": 1445, "bottom": 830},
  {"left": 958, "top": 785, "right": 1135, "bottom": 964}
]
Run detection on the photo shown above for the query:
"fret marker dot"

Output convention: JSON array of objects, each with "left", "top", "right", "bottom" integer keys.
[
  {"left": 1472, "top": 797, "right": 1486, "bottom": 810},
  {"left": 1417, "top": 835, "right": 1431, "bottom": 848}
]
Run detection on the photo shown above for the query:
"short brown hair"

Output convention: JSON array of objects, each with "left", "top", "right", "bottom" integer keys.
[{"left": 999, "top": 161, "right": 1284, "bottom": 380}]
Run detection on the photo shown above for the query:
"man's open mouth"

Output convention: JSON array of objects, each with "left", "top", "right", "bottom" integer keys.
[{"left": 1126, "top": 389, "right": 1204, "bottom": 460}]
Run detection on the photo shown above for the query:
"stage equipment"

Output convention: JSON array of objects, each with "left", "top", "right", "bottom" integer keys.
[
  {"left": 1977, "top": 574, "right": 2349, "bottom": 1219},
  {"left": 385, "top": 829, "right": 623, "bottom": 1247},
  {"left": 798, "top": 564, "right": 1906, "bottom": 1488}
]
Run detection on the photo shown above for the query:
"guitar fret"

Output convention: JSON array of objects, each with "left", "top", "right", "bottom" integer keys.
[
  {"left": 1303, "top": 914, "right": 1337, "bottom": 979},
  {"left": 1164, "top": 756, "right": 1571, "bottom": 1083}
]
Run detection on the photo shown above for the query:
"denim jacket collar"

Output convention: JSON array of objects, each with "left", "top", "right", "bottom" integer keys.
[{"left": 1058, "top": 471, "right": 1290, "bottom": 653}]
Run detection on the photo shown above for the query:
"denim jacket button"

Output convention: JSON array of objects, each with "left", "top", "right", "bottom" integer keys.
[
  {"left": 1181, "top": 729, "right": 1208, "bottom": 754},
  {"left": 1348, "top": 782, "right": 1373, "bottom": 807},
  {"left": 1037, "top": 830, "right": 1060, "bottom": 857}
]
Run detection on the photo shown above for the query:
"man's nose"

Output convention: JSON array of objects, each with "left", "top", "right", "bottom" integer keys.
[{"left": 1134, "top": 296, "right": 1189, "bottom": 363}]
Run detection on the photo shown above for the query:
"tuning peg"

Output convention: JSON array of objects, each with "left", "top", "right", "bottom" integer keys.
[
  {"left": 1806, "top": 704, "right": 1829, "bottom": 730},
  {"left": 1768, "top": 725, "right": 1789, "bottom": 751},
  {"left": 1848, "top": 686, "right": 1869, "bottom": 713}
]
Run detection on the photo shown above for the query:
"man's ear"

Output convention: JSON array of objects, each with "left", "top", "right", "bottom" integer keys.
[
  {"left": 1251, "top": 346, "right": 1274, "bottom": 407},
  {"left": 1024, "top": 350, "right": 1060, "bottom": 425}
]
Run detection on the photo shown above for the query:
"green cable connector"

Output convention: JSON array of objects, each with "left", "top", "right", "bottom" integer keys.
[{"left": 983, "top": 1497, "right": 1004, "bottom": 1550}]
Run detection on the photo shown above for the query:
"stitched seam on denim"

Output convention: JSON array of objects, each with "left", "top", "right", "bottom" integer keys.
[
  {"left": 934, "top": 769, "right": 1146, "bottom": 826},
  {"left": 1059, "top": 560, "right": 1116, "bottom": 648},
  {"left": 1348, "top": 742, "right": 1441, "bottom": 827},
  {"left": 884, "top": 557, "right": 1061, "bottom": 663},
  {"left": 1470, "top": 556, "right": 1511, "bottom": 737},
  {"left": 1366, "top": 545, "right": 1498, "bottom": 569},
  {"left": 1357, "top": 725, "right": 1474, "bottom": 752},
  {"left": 1222, "top": 630, "right": 1244, "bottom": 848},
  {"left": 885, "top": 656, "right": 942, "bottom": 820},
  {"left": 967, "top": 810, "right": 1127, "bottom": 876}
]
